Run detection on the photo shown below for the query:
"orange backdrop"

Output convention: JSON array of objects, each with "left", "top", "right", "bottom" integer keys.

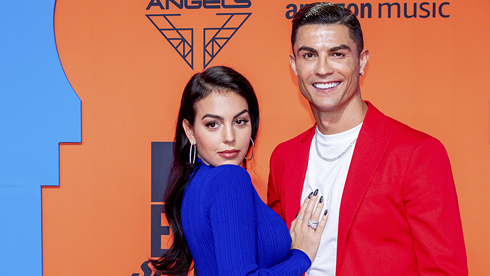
[{"left": 44, "top": 1, "right": 490, "bottom": 275}]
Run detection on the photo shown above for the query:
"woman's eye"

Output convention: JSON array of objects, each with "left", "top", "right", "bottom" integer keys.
[
  {"left": 206, "top": 121, "right": 219, "bottom": 129},
  {"left": 235, "top": 119, "right": 249, "bottom": 126}
]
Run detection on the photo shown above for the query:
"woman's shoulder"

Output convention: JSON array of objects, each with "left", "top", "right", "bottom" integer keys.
[
  {"left": 198, "top": 163, "right": 251, "bottom": 186},
  {"left": 191, "top": 164, "right": 252, "bottom": 188},
  {"left": 188, "top": 163, "right": 255, "bottom": 204},
  {"left": 212, "top": 163, "right": 249, "bottom": 174}
]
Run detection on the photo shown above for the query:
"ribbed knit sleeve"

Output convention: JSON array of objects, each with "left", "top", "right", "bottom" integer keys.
[{"left": 182, "top": 163, "right": 311, "bottom": 276}]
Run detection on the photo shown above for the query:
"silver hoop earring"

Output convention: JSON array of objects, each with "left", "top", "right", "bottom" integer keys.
[
  {"left": 245, "top": 138, "right": 255, "bottom": 161},
  {"left": 189, "top": 143, "right": 197, "bottom": 164}
]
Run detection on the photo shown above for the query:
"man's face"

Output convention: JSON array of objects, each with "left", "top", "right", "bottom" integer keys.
[{"left": 290, "top": 24, "right": 368, "bottom": 116}]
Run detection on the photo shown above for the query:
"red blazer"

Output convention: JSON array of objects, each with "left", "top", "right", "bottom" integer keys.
[{"left": 268, "top": 102, "right": 467, "bottom": 275}]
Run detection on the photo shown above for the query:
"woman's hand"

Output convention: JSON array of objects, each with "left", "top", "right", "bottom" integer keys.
[{"left": 290, "top": 189, "right": 329, "bottom": 262}]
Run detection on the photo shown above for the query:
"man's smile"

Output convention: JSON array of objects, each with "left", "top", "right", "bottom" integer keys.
[{"left": 313, "top": 82, "right": 340, "bottom": 89}]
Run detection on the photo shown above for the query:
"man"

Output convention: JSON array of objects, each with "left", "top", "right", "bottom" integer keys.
[{"left": 267, "top": 2, "right": 467, "bottom": 275}]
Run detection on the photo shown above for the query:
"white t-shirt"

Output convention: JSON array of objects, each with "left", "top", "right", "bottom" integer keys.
[{"left": 301, "top": 123, "right": 362, "bottom": 276}]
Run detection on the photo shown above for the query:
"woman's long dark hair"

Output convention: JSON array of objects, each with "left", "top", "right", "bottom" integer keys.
[{"left": 150, "top": 66, "right": 259, "bottom": 275}]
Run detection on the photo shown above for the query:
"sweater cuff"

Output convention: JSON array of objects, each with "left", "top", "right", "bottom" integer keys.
[{"left": 290, "top": 249, "right": 312, "bottom": 274}]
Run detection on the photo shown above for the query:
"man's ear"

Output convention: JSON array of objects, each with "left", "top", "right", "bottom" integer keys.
[
  {"left": 289, "top": 53, "right": 298, "bottom": 76},
  {"left": 359, "top": 49, "right": 369, "bottom": 75},
  {"left": 182, "top": 119, "right": 195, "bottom": 144}
]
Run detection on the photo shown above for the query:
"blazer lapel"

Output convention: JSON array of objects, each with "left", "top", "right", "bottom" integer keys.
[
  {"left": 336, "top": 103, "right": 392, "bottom": 267},
  {"left": 284, "top": 127, "right": 315, "bottom": 226}
]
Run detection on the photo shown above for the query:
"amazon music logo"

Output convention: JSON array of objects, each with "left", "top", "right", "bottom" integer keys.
[{"left": 285, "top": 2, "right": 450, "bottom": 19}]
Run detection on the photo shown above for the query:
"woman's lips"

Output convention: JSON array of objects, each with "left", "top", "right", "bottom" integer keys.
[{"left": 218, "top": 150, "right": 239, "bottom": 158}]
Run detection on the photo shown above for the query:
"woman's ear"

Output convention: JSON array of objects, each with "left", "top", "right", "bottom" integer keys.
[{"left": 182, "top": 119, "right": 195, "bottom": 144}]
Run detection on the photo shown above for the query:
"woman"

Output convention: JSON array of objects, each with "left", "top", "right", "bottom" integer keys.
[{"left": 151, "top": 66, "right": 328, "bottom": 275}]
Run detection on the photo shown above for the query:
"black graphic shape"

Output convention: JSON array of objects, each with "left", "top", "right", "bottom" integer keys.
[
  {"left": 151, "top": 142, "right": 173, "bottom": 258},
  {"left": 147, "top": 14, "right": 194, "bottom": 69},
  {"left": 203, "top": 13, "right": 251, "bottom": 68}
]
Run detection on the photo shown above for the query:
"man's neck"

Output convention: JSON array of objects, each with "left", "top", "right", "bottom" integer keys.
[{"left": 313, "top": 99, "right": 368, "bottom": 135}]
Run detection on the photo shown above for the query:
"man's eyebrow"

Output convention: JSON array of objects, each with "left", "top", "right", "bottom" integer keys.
[
  {"left": 329, "top": 44, "right": 352, "bottom": 52},
  {"left": 296, "top": 44, "right": 352, "bottom": 54},
  {"left": 297, "top": 46, "right": 318, "bottom": 53}
]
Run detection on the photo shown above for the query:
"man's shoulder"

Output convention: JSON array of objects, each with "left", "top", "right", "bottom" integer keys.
[
  {"left": 272, "top": 126, "right": 315, "bottom": 153},
  {"left": 384, "top": 114, "right": 436, "bottom": 142},
  {"left": 269, "top": 127, "right": 314, "bottom": 176},
  {"left": 367, "top": 103, "right": 436, "bottom": 142},
  {"left": 368, "top": 105, "right": 445, "bottom": 153}
]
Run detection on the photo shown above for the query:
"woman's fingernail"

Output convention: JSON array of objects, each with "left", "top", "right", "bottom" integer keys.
[
  {"left": 313, "top": 189, "right": 319, "bottom": 196},
  {"left": 319, "top": 196, "right": 324, "bottom": 203},
  {"left": 324, "top": 209, "right": 329, "bottom": 216},
  {"left": 308, "top": 192, "right": 313, "bottom": 199}
]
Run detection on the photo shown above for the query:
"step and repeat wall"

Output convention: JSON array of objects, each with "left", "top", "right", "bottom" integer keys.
[{"left": 1, "top": 0, "right": 489, "bottom": 275}]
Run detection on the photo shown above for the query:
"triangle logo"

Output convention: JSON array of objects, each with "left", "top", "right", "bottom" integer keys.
[
  {"left": 147, "top": 12, "right": 251, "bottom": 70},
  {"left": 147, "top": 14, "right": 194, "bottom": 69},
  {"left": 203, "top": 13, "right": 251, "bottom": 68}
]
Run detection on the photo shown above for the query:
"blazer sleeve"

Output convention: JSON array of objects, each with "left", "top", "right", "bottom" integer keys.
[{"left": 402, "top": 137, "right": 468, "bottom": 275}]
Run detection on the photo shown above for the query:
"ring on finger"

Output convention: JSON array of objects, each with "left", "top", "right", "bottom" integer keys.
[
  {"left": 308, "top": 218, "right": 319, "bottom": 229},
  {"left": 296, "top": 215, "right": 303, "bottom": 220},
  {"left": 308, "top": 223, "right": 318, "bottom": 230}
]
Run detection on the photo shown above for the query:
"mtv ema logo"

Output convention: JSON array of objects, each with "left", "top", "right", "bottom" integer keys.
[
  {"left": 133, "top": 142, "right": 196, "bottom": 276},
  {"left": 146, "top": 0, "right": 252, "bottom": 69}
]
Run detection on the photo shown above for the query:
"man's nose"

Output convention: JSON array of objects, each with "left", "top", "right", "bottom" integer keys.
[{"left": 315, "top": 57, "right": 333, "bottom": 75}]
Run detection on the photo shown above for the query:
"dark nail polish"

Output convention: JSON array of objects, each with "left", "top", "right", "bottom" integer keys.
[
  {"left": 308, "top": 192, "right": 313, "bottom": 199},
  {"left": 324, "top": 209, "right": 329, "bottom": 216},
  {"left": 319, "top": 196, "right": 324, "bottom": 203},
  {"left": 313, "top": 189, "right": 319, "bottom": 196}
]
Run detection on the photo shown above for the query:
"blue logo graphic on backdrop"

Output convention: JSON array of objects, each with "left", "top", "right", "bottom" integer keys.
[
  {"left": 0, "top": 1, "right": 81, "bottom": 275},
  {"left": 146, "top": 1, "right": 252, "bottom": 69}
]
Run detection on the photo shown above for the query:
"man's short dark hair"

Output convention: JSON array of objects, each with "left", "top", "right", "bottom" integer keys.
[{"left": 291, "top": 2, "right": 364, "bottom": 55}]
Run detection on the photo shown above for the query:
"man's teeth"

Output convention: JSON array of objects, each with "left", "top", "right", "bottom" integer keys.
[{"left": 314, "top": 82, "right": 340, "bottom": 89}]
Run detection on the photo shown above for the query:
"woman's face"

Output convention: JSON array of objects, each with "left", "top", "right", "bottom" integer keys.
[{"left": 183, "top": 91, "right": 252, "bottom": 167}]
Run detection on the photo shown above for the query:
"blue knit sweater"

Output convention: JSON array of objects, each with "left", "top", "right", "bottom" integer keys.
[{"left": 181, "top": 159, "right": 311, "bottom": 275}]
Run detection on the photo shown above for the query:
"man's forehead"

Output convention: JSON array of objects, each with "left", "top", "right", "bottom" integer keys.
[
  {"left": 296, "top": 23, "right": 350, "bottom": 39},
  {"left": 294, "top": 24, "right": 356, "bottom": 50}
]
